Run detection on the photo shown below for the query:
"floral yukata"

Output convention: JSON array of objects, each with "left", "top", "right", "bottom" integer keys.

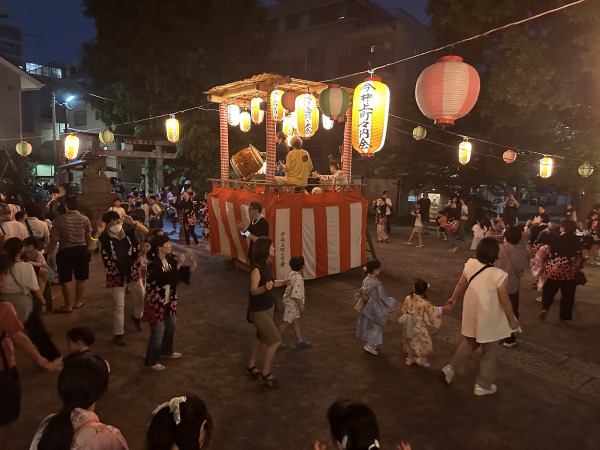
[
  {"left": 30, "top": 408, "right": 128, "bottom": 450},
  {"left": 98, "top": 229, "right": 142, "bottom": 287},
  {"left": 356, "top": 276, "right": 395, "bottom": 346},
  {"left": 399, "top": 294, "right": 442, "bottom": 358}
]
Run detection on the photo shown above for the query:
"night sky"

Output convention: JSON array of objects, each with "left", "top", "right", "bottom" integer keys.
[{"left": 3, "top": 0, "right": 429, "bottom": 64}]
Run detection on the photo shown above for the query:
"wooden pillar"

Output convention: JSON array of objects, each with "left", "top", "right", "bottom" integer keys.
[
  {"left": 156, "top": 145, "right": 164, "bottom": 189},
  {"left": 342, "top": 107, "right": 353, "bottom": 179},
  {"left": 266, "top": 99, "right": 276, "bottom": 183},
  {"left": 219, "top": 104, "right": 229, "bottom": 179}
]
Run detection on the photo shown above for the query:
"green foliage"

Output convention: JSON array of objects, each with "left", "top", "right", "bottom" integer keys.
[
  {"left": 80, "top": 0, "right": 274, "bottom": 187},
  {"left": 422, "top": 0, "right": 600, "bottom": 193},
  {"left": 0, "top": 147, "right": 47, "bottom": 203}
]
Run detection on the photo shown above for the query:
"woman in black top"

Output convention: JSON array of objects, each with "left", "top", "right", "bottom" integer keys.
[
  {"left": 177, "top": 191, "right": 199, "bottom": 247},
  {"left": 245, "top": 237, "right": 286, "bottom": 387}
]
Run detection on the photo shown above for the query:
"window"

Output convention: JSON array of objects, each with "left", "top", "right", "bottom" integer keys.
[
  {"left": 306, "top": 47, "right": 325, "bottom": 72},
  {"left": 285, "top": 13, "right": 301, "bottom": 32},
  {"left": 73, "top": 110, "right": 87, "bottom": 127}
]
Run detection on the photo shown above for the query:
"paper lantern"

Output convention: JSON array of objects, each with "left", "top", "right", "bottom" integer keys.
[
  {"left": 239, "top": 111, "right": 251, "bottom": 132},
  {"left": 352, "top": 76, "right": 390, "bottom": 157},
  {"left": 281, "top": 91, "right": 298, "bottom": 112},
  {"left": 227, "top": 104, "right": 240, "bottom": 126},
  {"left": 415, "top": 55, "right": 480, "bottom": 126},
  {"left": 458, "top": 140, "right": 471, "bottom": 165},
  {"left": 15, "top": 141, "right": 32, "bottom": 156},
  {"left": 295, "top": 92, "right": 319, "bottom": 138},
  {"left": 322, "top": 113, "right": 334, "bottom": 130},
  {"left": 282, "top": 114, "right": 295, "bottom": 137},
  {"left": 270, "top": 89, "right": 285, "bottom": 122},
  {"left": 539, "top": 157, "right": 554, "bottom": 178},
  {"left": 503, "top": 149, "right": 517, "bottom": 164},
  {"left": 64, "top": 134, "right": 80, "bottom": 160},
  {"left": 250, "top": 97, "right": 264, "bottom": 124},
  {"left": 166, "top": 116, "right": 180, "bottom": 143},
  {"left": 99, "top": 129, "right": 114, "bottom": 145},
  {"left": 412, "top": 126, "right": 427, "bottom": 140},
  {"left": 578, "top": 162, "right": 594, "bottom": 177},
  {"left": 319, "top": 84, "right": 350, "bottom": 121}
]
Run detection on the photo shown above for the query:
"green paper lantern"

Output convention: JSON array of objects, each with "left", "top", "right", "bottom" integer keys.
[
  {"left": 319, "top": 84, "right": 349, "bottom": 121},
  {"left": 15, "top": 141, "right": 32, "bottom": 156},
  {"left": 578, "top": 162, "right": 594, "bottom": 177},
  {"left": 99, "top": 129, "right": 114, "bottom": 144},
  {"left": 412, "top": 126, "right": 427, "bottom": 140}
]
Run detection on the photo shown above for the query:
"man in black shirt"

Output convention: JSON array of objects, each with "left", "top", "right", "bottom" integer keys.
[
  {"left": 275, "top": 132, "right": 289, "bottom": 177},
  {"left": 237, "top": 201, "right": 269, "bottom": 264},
  {"left": 417, "top": 193, "right": 432, "bottom": 234},
  {"left": 502, "top": 195, "right": 520, "bottom": 226}
]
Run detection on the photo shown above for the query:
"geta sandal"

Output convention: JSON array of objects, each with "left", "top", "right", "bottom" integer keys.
[
  {"left": 245, "top": 366, "right": 260, "bottom": 379},
  {"left": 259, "top": 373, "right": 280, "bottom": 388}
]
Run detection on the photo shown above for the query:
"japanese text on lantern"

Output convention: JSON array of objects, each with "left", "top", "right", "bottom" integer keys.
[
  {"left": 272, "top": 91, "right": 282, "bottom": 122},
  {"left": 302, "top": 95, "right": 313, "bottom": 137},
  {"left": 280, "top": 232, "right": 286, "bottom": 268},
  {"left": 358, "top": 81, "right": 374, "bottom": 151}
]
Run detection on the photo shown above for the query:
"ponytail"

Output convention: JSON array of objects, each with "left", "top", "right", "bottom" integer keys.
[{"left": 37, "top": 408, "right": 77, "bottom": 450}]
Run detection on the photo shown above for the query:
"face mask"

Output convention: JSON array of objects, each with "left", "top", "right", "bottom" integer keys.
[{"left": 110, "top": 224, "right": 123, "bottom": 234}]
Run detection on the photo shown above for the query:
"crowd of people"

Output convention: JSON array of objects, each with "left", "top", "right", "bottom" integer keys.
[{"left": 0, "top": 178, "right": 596, "bottom": 449}]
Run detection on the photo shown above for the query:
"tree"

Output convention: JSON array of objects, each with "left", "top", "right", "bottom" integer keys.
[
  {"left": 80, "top": 0, "right": 274, "bottom": 188},
  {"left": 422, "top": 0, "right": 600, "bottom": 195}
]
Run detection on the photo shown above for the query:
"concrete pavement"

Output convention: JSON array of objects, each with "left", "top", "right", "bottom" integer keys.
[{"left": 10, "top": 224, "right": 600, "bottom": 449}]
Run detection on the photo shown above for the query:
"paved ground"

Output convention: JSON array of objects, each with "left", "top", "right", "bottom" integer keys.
[{"left": 10, "top": 224, "right": 600, "bottom": 450}]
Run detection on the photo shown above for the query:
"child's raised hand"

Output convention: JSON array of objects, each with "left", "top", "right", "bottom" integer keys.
[{"left": 397, "top": 442, "right": 412, "bottom": 450}]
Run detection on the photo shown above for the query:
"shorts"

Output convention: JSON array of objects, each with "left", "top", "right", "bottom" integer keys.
[
  {"left": 0, "top": 367, "right": 21, "bottom": 426},
  {"left": 248, "top": 306, "right": 280, "bottom": 345},
  {"left": 56, "top": 245, "right": 90, "bottom": 282},
  {"left": 282, "top": 302, "right": 301, "bottom": 323}
]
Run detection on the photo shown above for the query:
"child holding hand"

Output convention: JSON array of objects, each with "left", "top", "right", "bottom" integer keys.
[
  {"left": 400, "top": 279, "right": 449, "bottom": 367},
  {"left": 278, "top": 256, "right": 311, "bottom": 349}
]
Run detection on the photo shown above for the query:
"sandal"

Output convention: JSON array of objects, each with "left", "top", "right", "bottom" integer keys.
[
  {"left": 54, "top": 306, "right": 73, "bottom": 314},
  {"left": 259, "top": 373, "right": 280, "bottom": 388},
  {"left": 245, "top": 366, "right": 260, "bottom": 379}
]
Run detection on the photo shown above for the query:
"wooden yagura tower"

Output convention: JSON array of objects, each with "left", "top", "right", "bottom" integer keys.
[{"left": 204, "top": 73, "right": 367, "bottom": 280}]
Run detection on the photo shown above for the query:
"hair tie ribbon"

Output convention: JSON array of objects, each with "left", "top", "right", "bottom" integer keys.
[{"left": 152, "top": 396, "right": 187, "bottom": 425}]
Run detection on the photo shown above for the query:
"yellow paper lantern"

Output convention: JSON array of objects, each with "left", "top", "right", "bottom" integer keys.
[
  {"left": 322, "top": 113, "right": 334, "bottom": 130},
  {"left": 99, "top": 129, "right": 114, "bottom": 144},
  {"left": 539, "top": 157, "right": 554, "bottom": 178},
  {"left": 239, "top": 111, "right": 251, "bottom": 132},
  {"left": 270, "top": 89, "right": 285, "bottom": 122},
  {"left": 458, "top": 139, "right": 471, "bottom": 165},
  {"left": 282, "top": 114, "right": 295, "bottom": 137},
  {"left": 227, "top": 104, "right": 240, "bottom": 126},
  {"left": 351, "top": 76, "right": 390, "bottom": 157},
  {"left": 15, "top": 141, "right": 32, "bottom": 156},
  {"left": 294, "top": 92, "right": 319, "bottom": 138},
  {"left": 251, "top": 97, "right": 264, "bottom": 124},
  {"left": 165, "top": 116, "right": 180, "bottom": 143},
  {"left": 64, "top": 134, "right": 80, "bottom": 160}
]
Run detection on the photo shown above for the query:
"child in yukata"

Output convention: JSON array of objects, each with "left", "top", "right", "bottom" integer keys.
[
  {"left": 66, "top": 327, "right": 95, "bottom": 356},
  {"left": 357, "top": 260, "right": 396, "bottom": 355},
  {"left": 278, "top": 256, "right": 311, "bottom": 349},
  {"left": 531, "top": 233, "right": 552, "bottom": 302},
  {"left": 399, "top": 279, "right": 449, "bottom": 367}
]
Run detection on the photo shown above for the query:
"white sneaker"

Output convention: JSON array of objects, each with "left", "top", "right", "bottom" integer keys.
[
  {"left": 441, "top": 364, "right": 454, "bottom": 384},
  {"left": 416, "top": 357, "right": 430, "bottom": 368},
  {"left": 416, "top": 244, "right": 424, "bottom": 248},
  {"left": 404, "top": 241, "right": 412, "bottom": 245},
  {"left": 363, "top": 344, "right": 378, "bottom": 355},
  {"left": 161, "top": 352, "right": 182, "bottom": 359},
  {"left": 451, "top": 246, "right": 458, "bottom": 253},
  {"left": 474, "top": 383, "right": 497, "bottom": 396},
  {"left": 145, "top": 363, "right": 166, "bottom": 371},
  {"left": 405, "top": 357, "right": 415, "bottom": 366}
]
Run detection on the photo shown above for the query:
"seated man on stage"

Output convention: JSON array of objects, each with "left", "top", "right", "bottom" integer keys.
[
  {"left": 315, "top": 160, "right": 348, "bottom": 192},
  {"left": 275, "top": 135, "right": 313, "bottom": 188}
]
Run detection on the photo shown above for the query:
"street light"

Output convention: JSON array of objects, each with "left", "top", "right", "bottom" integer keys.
[{"left": 51, "top": 93, "right": 77, "bottom": 184}]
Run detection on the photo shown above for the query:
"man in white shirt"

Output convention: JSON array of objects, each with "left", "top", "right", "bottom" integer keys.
[
  {"left": 0, "top": 203, "right": 28, "bottom": 240},
  {"left": 382, "top": 191, "right": 393, "bottom": 234},
  {"left": 148, "top": 195, "right": 163, "bottom": 229},
  {"left": 23, "top": 204, "right": 51, "bottom": 251},
  {"left": 107, "top": 198, "right": 127, "bottom": 218}
]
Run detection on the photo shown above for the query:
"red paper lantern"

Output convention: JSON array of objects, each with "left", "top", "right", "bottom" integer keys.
[
  {"left": 415, "top": 55, "right": 480, "bottom": 127},
  {"left": 281, "top": 92, "right": 298, "bottom": 112},
  {"left": 503, "top": 149, "right": 517, "bottom": 164}
]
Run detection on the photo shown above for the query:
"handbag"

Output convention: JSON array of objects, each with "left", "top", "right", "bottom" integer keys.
[
  {"left": 446, "top": 220, "right": 459, "bottom": 232},
  {"left": 574, "top": 271, "right": 587, "bottom": 286}
]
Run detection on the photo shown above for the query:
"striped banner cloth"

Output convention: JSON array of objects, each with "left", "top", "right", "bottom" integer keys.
[{"left": 207, "top": 188, "right": 368, "bottom": 280}]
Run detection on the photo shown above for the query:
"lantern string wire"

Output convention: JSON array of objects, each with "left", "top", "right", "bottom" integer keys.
[
  {"left": 320, "top": 0, "right": 586, "bottom": 83},
  {"left": 388, "top": 114, "right": 600, "bottom": 166},
  {"left": 389, "top": 124, "right": 593, "bottom": 170}
]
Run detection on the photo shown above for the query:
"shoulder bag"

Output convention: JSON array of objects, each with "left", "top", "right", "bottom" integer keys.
[{"left": 468, "top": 263, "right": 493, "bottom": 285}]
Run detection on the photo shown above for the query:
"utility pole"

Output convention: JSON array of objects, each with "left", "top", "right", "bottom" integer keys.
[{"left": 52, "top": 91, "right": 58, "bottom": 185}]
